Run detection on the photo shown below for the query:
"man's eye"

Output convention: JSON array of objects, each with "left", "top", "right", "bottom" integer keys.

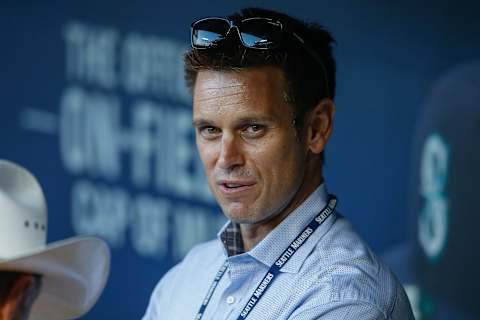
[
  {"left": 243, "top": 124, "right": 265, "bottom": 136},
  {"left": 199, "top": 126, "right": 221, "bottom": 138}
]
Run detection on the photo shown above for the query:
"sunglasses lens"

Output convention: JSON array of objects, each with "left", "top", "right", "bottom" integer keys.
[
  {"left": 240, "top": 19, "right": 282, "bottom": 48},
  {"left": 192, "top": 19, "right": 230, "bottom": 48}
]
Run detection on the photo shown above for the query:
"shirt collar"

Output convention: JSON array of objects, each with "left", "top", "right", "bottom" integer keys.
[
  {"left": 219, "top": 220, "right": 244, "bottom": 257},
  {"left": 217, "top": 183, "right": 337, "bottom": 273}
]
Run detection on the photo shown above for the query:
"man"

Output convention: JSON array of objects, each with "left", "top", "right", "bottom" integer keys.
[
  {"left": 143, "top": 7, "right": 414, "bottom": 319},
  {"left": 0, "top": 159, "right": 110, "bottom": 320}
]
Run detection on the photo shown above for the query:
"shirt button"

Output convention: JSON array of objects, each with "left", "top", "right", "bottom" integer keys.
[{"left": 226, "top": 295, "right": 236, "bottom": 304}]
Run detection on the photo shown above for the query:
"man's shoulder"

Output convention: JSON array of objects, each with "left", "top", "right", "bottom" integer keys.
[
  {"left": 184, "top": 239, "right": 223, "bottom": 260},
  {"left": 299, "top": 214, "right": 409, "bottom": 317},
  {"left": 172, "top": 239, "right": 225, "bottom": 269},
  {"left": 142, "top": 238, "right": 224, "bottom": 320},
  {"left": 144, "top": 239, "right": 224, "bottom": 311}
]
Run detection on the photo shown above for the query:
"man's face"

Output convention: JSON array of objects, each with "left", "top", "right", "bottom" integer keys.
[{"left": 193, "top": 67, "right": 311, "bottom": 224}]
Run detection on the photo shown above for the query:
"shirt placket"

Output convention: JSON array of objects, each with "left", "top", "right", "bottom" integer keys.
[{"left": 206, "top": 255, "right": 262, "bottom": 320}]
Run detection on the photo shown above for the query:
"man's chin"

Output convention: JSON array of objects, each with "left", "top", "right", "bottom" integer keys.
[{"left": 221, "top": 203, "right": 255, "bottom": 224}]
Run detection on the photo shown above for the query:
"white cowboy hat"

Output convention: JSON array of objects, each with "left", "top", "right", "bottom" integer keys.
[{"left": 0, "top": 159, "right": 110, "bottom": 320}]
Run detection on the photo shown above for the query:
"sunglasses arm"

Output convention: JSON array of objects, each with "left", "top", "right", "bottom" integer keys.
[{"left": 290, "top": 32, "right": 331, "bottom": 98}]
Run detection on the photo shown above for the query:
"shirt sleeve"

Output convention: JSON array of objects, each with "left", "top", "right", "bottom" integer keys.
[
  {"left": 289, "top": 300, "right": 388, "bottom": 320},
  {"left": 142, "top": 263, "right": 182, "bottom": 320}
]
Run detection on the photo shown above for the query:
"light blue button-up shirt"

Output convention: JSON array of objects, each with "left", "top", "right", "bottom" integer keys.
[{"left": 143, "top": 184, "right": 414, "bottom": 319}]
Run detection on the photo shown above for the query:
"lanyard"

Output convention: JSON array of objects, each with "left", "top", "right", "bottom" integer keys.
[{"left": 194, "top": 195, "right": 337, "bottom": 320}]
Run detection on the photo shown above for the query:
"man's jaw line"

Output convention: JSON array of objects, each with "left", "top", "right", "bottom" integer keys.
[{"left": 238, "top": 171, "right": 324, "bottom": 251}]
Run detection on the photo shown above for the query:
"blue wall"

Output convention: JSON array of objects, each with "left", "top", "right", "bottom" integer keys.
[{"left": 1, "top": 1, "right": 479, "bottom": 319}]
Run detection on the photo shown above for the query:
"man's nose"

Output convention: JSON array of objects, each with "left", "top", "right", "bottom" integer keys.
[{"left": 217, "top": 133, "right": 244, "bottom": 170}]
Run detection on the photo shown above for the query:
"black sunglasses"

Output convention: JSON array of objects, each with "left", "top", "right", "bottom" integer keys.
[{"left": 190, "top": 17, "right": 330, "bottom": 97}]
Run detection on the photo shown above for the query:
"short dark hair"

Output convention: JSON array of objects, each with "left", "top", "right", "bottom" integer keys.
[{"left": 184, "top": 7, "right": 336, "bottom": 126}]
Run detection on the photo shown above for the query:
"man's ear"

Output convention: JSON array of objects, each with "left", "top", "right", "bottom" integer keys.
[{"left": 305, "top": 98, "right": 335, "bottom": 154}]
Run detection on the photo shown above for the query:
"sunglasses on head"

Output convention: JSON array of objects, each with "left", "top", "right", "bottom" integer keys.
[
  {"left": 191, "top": 17, "right": 284, "bottom": 49},
  {"left": 190, "top": 16, "right": 330, "bottom": 97}
]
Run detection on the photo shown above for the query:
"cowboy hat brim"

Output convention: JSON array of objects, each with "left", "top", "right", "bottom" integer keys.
[{"left": 0, "top": 236, "right": 110, "bottom": 320}]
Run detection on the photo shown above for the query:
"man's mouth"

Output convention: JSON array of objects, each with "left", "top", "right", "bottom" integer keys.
[
  {"left": 217, "top": 180, "right": 256, "bottom": 195},
  {"left": 224, "top": 183, "right": 245, "bottom": 188}
]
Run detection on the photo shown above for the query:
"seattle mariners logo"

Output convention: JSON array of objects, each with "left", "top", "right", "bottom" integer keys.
[{"left": 418, "top": 133, "right": 450, "bottom": 261}]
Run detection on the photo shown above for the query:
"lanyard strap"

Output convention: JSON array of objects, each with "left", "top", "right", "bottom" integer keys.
[
  {"left": 195, "top": 195, "right": 337, "bottom": 320},
  {"left": 195, "top": 262, "right": 228, "bottom": 320}
]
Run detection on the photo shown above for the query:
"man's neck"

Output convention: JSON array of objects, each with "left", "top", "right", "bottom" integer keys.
[{"left": 239, "top": 175, "right": 323, "bottom": 251}]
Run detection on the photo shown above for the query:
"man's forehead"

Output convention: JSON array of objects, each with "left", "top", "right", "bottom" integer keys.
[
  {"left": 193, "top": 67, "right": 287, "bottom": 106},
  {"left": 193, "top": 72, "right": 249, "bottom": 104},
  {"left": 192, "top": 67, "right": 293, "bottom": 121}
]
